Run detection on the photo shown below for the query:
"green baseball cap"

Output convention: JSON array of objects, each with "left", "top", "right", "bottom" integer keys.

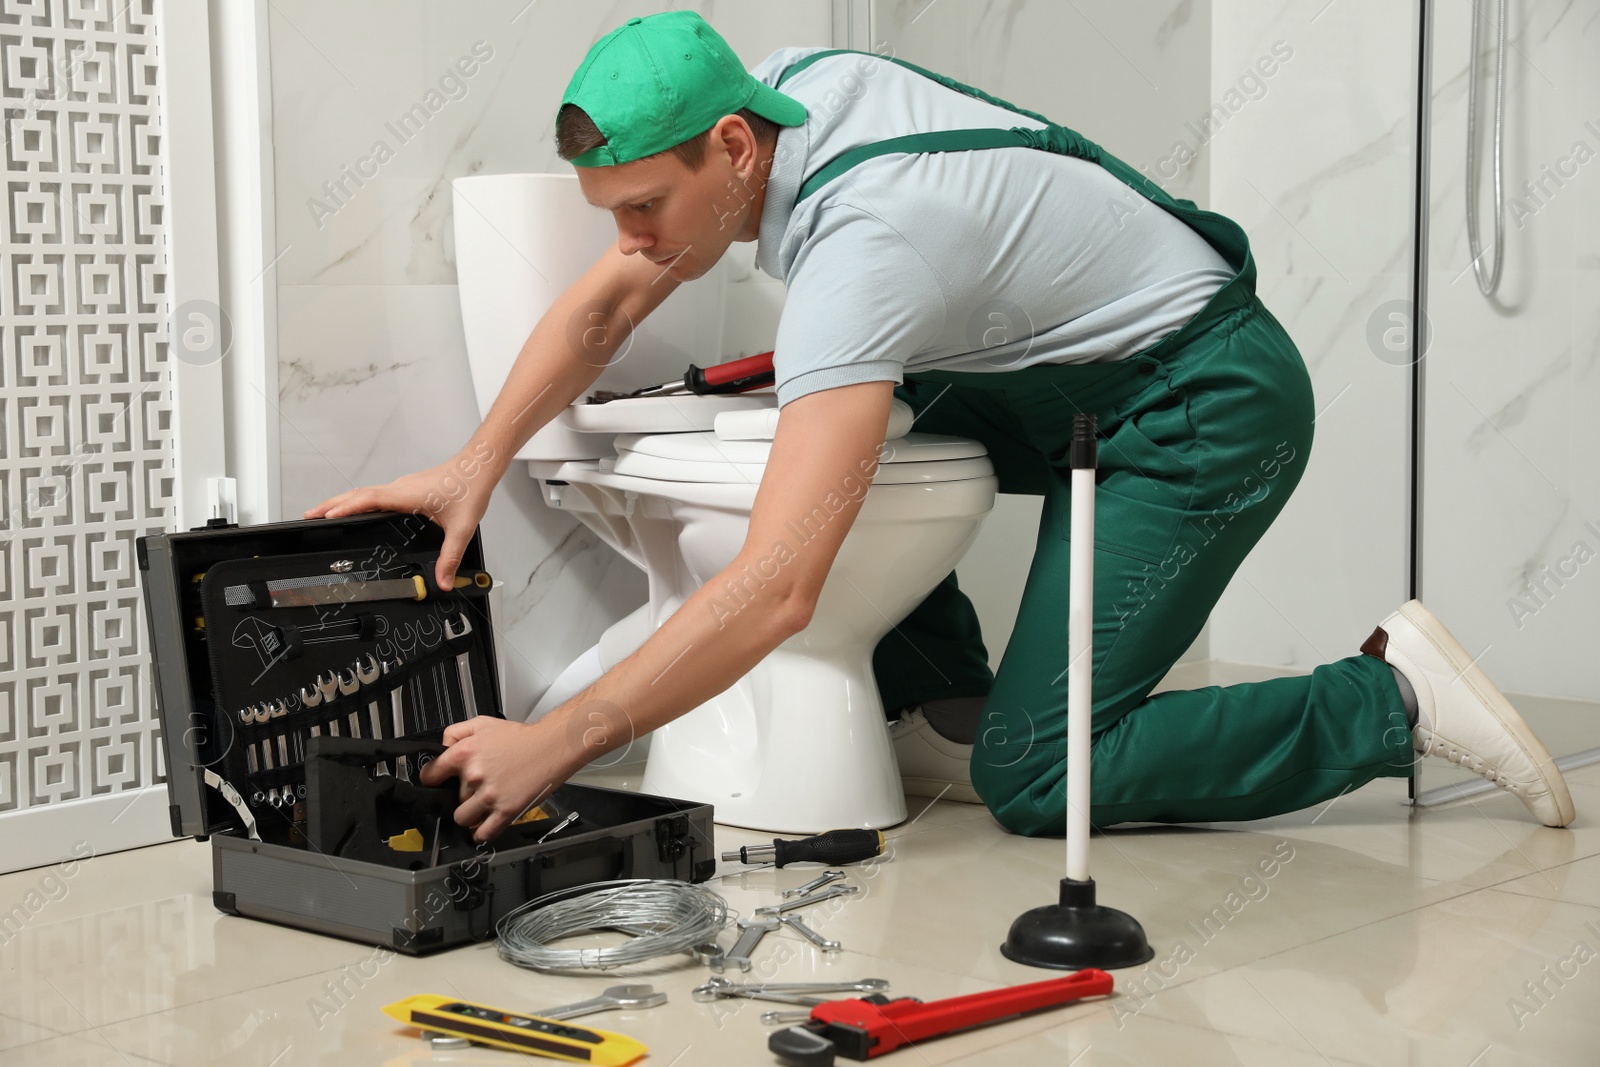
[{"left": 559, "top": 11, "right": 807, "bottom": 167}]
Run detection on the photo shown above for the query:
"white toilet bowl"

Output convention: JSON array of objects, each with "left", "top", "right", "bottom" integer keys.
[
  {"left": 539, "top": 396, "right": 996, "bottom": 831},
  {"left": 452, "top": 174, "right": 998, "bottom": 831}
]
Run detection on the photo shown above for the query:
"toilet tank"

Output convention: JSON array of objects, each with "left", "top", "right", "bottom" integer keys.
[{"left": 451, "top": 174, "right": 728, "bottom": 461}]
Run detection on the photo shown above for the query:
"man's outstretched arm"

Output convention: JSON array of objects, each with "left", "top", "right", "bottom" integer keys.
[
  {"left": 304, "top": 242, "right": 683, "bottom": 590},
  {"left": 420, "top": 379, "right": 898, "bottom": 840}
]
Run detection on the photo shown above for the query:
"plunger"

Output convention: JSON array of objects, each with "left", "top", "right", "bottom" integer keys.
[{"left": 1000, "top": 413, "right": 1155, "bottom": 971}]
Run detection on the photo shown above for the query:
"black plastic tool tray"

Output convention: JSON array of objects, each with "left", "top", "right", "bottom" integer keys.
[{"left": 137, "top": 513, "right": 715, "bottom": 954}]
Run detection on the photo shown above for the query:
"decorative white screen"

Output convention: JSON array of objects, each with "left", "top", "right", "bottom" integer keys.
[{"left": 0, "top": 0, "right": 172, "bottom": 814}]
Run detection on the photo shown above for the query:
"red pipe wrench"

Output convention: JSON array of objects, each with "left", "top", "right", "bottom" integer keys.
[{"left": 768, "top": 969, "right": 1113, "bottom": 1064}]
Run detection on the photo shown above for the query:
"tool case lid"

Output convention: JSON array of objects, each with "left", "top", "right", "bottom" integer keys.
[{"left": 136, "top": 513, "right": 498, "bottom": 841}]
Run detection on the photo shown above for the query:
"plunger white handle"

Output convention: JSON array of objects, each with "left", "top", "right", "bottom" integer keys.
[{"left": 1067, "top": 462, "right": 1094, "bottom": 882}]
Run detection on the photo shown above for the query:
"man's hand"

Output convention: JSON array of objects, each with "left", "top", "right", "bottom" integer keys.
[
  {"left": 304, "top": 444, "right": 501, "bottom": 591},
  {"left": 418, "top": 715, "right": 581, "bottom": 843}
]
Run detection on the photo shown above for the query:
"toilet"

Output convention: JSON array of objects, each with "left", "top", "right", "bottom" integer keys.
[{"left": 453, "top": 174, "right": 998, "bottom": 832}]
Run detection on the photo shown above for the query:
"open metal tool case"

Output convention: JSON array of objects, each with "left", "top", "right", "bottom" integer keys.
[{"left": 138, "top": 513, "right": 715, "bottom": 954}]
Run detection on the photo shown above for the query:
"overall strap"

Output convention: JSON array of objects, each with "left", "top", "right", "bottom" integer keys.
[
  {"left": 776, "top": 48, "right": 1054, "bottom": 127},
  {"left": 799, "top": 128, "right": 1031, "bottom": 205}
]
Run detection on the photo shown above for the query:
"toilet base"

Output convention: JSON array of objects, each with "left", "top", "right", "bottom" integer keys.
[{"left": 640, "top": 646, "right": 908, "bottom": 833}]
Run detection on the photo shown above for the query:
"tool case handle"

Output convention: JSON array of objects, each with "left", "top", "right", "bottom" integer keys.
[{"left": 523, "top": 835, "right": 633, "bottom": 898}]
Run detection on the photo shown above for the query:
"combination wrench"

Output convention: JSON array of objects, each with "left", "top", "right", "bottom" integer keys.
[
  {"left": 443, "top": 613, "right": 479, "bottom": 717},
  {"left": 783, "top": 870, "right": 846, "bottom": 898},
  {"left": 383, "top": 658, "right": 408, "bottom": 780},
  {"left": 708, "top": 918, "right": 780, "bottom": 973},
  {"left": 781, "top": 915, "right": 841, "bottom": 952},
  {"left": 692, "top": 977, "right": 888, "bottom": 1005},
  {"left": 356, "top": 654, "right": 387, "bottom": 774},
  {"left": 754, "top": 884, "right": 858, "bottom": 917}
]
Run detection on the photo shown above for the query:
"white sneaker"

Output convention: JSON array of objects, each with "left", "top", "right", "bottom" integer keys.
[
  {"left": 889, "top": 708, "right": 983, "bottom": 804},
  {"left": 1363, "top": 600, "right": 1575, "bottom": 827}
]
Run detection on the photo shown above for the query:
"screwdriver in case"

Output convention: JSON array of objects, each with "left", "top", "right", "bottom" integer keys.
[{"left": 722, "top": 829, "right": 885, "bottom": 868}]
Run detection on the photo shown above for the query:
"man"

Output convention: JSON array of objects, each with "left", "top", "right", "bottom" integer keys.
[{"left": 309, "top": 12, "right": 1574, "bottom": 841}]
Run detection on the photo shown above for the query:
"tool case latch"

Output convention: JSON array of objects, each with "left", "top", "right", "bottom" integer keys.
[
  {"left": 447, "top": 860, "right": 492, "bottom": 913},
  {"left": 654, "top": 815, "right": 691, "bottom": 865},
  {"left": 393, "top": 926, "right": 445, "bottom": 952}
]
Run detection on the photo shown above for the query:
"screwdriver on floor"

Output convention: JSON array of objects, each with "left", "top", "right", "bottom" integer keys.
[
  {"left": 611, "top": 350, "right": 775, "bottom": 401},
  {"left": 722, "top": 829, "right": 885, "bottom": 868}
]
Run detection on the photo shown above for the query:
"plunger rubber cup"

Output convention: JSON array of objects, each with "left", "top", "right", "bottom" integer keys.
[
  {"left": 1001, "top": 412, "right": 1155, "bottom": 972},
  {"left": 1000, "top": 877, "right": 1155, "bottom": 970}
]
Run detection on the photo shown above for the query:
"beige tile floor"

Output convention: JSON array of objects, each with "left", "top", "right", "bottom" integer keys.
[{"left": 3, "top": 689, "right": 1598, "bottom": 1064}]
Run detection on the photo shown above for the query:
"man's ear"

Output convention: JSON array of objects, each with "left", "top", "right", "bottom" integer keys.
[{"left": 717, "top": 113, "right": 758, "bottom": 178}]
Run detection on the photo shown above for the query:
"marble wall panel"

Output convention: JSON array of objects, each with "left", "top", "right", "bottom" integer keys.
[
  {"left": 1418, "top": 0, "right": 1600, "bottom": 702},
  {"left": 871, "top": 0, "right": 1212, "bottom": 205},
  {"left": 1204, "top": 0, "right": 1416, "bottom": 670},
  {"left": 270, "top": 2, "right": 834, "bottom": 715}
]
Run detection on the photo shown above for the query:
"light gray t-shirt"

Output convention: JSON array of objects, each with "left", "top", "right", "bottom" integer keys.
[{"left": 749, "top": 48, "right": 1235, "bottom": 406}]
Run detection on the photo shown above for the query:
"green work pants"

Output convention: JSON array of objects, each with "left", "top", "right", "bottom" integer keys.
[{"left": 871, "top": 296, "right": 1414, "bottom": 836}]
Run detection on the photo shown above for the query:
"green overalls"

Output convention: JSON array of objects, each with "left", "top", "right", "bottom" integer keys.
[{"left": 776, "top": 52, "right": 1413, "bottom": 837}]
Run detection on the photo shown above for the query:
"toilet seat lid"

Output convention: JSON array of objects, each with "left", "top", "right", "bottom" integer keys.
[
  {"left": 560, "top": 393, "right": 776, "bottom": 434},
  {"left": 610, "top": 431, "right": 992, "bottom": 485}
]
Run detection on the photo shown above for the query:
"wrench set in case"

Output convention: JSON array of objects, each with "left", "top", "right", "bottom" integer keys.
[{"left": 138, "top": 512, "right": 715, "bottom": 954}]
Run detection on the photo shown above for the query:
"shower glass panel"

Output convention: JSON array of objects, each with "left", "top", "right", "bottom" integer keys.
[{"left": 1416, "top": 0, "right": 1600, "bottom": 802}]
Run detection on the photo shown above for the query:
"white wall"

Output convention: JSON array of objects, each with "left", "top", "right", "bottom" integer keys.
[
  {"left": 1418, "top": 0, "right": 1600, "bottom": 702},
  {"left": 1204, "top": 1, "right": 1416, "bottom": 670},
  {"left": 265, "top": 1, "right": 834, "bottom": 716}
]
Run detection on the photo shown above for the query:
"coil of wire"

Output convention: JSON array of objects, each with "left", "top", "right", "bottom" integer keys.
[{"left": 496, "top": 879, "right": 731, "bottom": 972}]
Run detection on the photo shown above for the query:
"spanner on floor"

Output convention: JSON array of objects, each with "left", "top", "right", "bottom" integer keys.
[
  {"left": 755, "top": 884, "right": 858, "bottom": 917},
  {"left": 534, "top": 984, "right": 668, "bottom": 1020},
  {"left": 783, "top": 870, "right": 846, "bottom": 899},
  {"left": 781, "top": 915, "right": 842, "bottom": 952},
  {"left": 708, "top": 918, "right": 780, "bottom": 972},
  {"left": 692, "top": 977, "right": 888, "bottom": 1005}
]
